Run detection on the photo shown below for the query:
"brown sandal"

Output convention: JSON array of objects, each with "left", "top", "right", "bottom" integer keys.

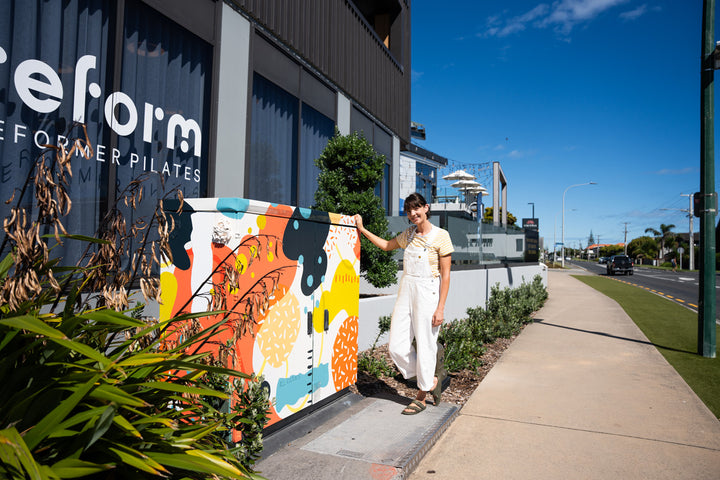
[{"left": 401, "top": 399, "right": 426, "bottom": 415}]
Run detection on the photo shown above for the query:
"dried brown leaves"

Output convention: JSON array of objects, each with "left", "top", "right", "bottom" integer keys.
[{"left": 1, "top": 123, "right": 179, "bottom": 313}]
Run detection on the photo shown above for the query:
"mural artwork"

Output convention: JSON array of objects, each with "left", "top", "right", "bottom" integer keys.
[{"left": 159, "top": 198, "right": 360, "bottom": 429}]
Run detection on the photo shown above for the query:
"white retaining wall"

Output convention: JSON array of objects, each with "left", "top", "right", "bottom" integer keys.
[{"left": 357, "top": 263, "right": 548, "bottom": 352}]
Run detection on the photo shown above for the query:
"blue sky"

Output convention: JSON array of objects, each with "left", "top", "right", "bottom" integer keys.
[{"left": 410, "top": 1, "right": 708, "bottom": 249}]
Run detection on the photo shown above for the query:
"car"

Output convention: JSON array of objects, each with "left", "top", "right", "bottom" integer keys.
[
  {"left": 598, "top": 257, "right": 608, "bottom": 264},
  {"left": 606, "top": 255, "right": 633, "bottom": 276}
]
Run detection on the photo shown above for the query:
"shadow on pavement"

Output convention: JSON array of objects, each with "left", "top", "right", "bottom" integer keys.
[{"left": 533, "top": 318, "right": 695, "bottom": 355}]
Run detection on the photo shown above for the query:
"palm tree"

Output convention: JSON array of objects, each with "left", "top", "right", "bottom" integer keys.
[{"left": 644, "top": 223, "right": 676, "bottom": 263}]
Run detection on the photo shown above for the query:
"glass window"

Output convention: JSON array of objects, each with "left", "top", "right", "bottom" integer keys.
[
  {"left": 249, "top": 73, "right": 298, "bottom": 205},
  {"left": 117, "top": 0, "right": 212, "bottom": 227},
  {"left": 0, "top": 0, "right": 111, "bottom": 266},
  {"left": 0, "top": 0, "right": 212, "bottom": 267},
  {"left": 299, "top": 103, "right": 334, "bottom": 209},
  {"left": 249, "top": 74, "right": 334, "bottom": 208},
  {"left": 415, "top": 162, "right": 436, "bottom": 204}
]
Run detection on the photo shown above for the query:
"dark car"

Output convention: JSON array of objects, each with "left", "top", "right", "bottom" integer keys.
[
  {"left": 598, "top": 256, "right": 608, "bottom": 264},
  {"left": 607, "top": 255, "right": 633, "bottom": 276}
]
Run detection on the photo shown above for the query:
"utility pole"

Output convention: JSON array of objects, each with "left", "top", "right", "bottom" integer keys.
[
  {"left": 681, "top": 193, "right": 695, "bottom": 270},
  {"left": 699, "top": 0, "right": 717, "bottom": 358},
  {"left": 623, "top": 222, "right": 629, "bottom": 255}
]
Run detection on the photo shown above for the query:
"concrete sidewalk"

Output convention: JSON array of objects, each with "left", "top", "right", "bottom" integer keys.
[
  {"left": 409, "top": 269, "right": 720, "bottom": 479},
  {"left": 257, "top": 268, "right": 720, "bottom": 479}
]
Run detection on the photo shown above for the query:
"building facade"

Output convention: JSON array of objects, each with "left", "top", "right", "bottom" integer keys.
[{"left": 0, "top": 0, "right": 411, "bottom": 263}]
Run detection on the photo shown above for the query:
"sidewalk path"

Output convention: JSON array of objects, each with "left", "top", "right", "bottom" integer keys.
[{"left": 410, "top": 269, "right": 720, "bottom": 480}]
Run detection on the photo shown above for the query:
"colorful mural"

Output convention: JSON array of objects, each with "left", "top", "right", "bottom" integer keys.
[{"left": 160, "top": 198, "right": 360, "bottom": 430}]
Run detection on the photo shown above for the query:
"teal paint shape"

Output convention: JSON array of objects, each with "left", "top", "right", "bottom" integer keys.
[
  {"left": 216, "top": 198, "right": 250, "bottom": 219},
  {"left": 274, "top": 363, "right": 330, "bottom": 411}
]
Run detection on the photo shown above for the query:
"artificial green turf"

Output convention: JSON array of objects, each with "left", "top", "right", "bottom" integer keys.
[{"left": 573, "top": 275, "right": 720, "bottom": 419}]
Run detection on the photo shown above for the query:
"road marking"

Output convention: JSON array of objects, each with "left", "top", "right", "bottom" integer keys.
[
  {"left": 666, "top": 295, "right": 674, "bottom": 299},
  {"left": 676, "top": 298, "right": 685, "bottom": 303},
  {"left": 689, "top": 303, "right": 698, "bottom": 308},
  {"left": 678, "top": 277, "right": 694, "bottom": 281}
]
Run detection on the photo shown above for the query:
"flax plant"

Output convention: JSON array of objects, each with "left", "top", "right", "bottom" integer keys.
[{"left": 0, "top": 124, "right": 267, "bottom": 479}]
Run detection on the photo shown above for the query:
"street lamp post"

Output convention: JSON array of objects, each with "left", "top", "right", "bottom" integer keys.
[
  {"left": 562, "top": 182, "right": 597, "bottom": 268},
  {"left": 528, "top": 202, "right": 535, "bottom": 218}
]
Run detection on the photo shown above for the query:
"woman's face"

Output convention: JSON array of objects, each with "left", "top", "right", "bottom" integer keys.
[{"left": 406, "top": 204, "right": 429, "bottom": 225}]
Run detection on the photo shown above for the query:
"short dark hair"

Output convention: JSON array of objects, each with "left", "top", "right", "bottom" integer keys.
[{"left": 404, "top": 192, "right": 431, "bottom": 218}]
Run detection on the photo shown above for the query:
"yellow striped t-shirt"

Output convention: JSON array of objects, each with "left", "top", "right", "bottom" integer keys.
[{"left": 395, "top": 225, "right": 454, "bottom": 277}]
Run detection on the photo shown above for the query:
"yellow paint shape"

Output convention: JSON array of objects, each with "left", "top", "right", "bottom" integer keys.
[
  {"left": 257, "top": 215, "right": 266, "bottom": 230},
  {"left": 236, "top": 253, "right": 248, "bottom": 274},
  {"left": 313, "top": 259, "right": 359, "bottom": 332},
  {"left": 159, "top": 271, "right": 177, "bottom": 321},
  {"left": 256, "top": 291, "right": 301, "bottom": 368}
]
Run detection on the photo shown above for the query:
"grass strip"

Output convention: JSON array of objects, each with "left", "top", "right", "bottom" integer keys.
[{"left": 573, "top": 275, "right": 720, "bottom": 419}]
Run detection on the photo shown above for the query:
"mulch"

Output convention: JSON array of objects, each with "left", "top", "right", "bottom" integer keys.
[{"left": 350, "top": 334, "right": 518, "bottom": 406}]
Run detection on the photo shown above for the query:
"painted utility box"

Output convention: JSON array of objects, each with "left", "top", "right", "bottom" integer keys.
[{"left": 159, "top": 198, "right": 360, "bottom": 429}]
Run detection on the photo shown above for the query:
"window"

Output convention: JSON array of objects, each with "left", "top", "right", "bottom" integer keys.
[
  {"left": 352, "top": 107, "right": 392, "bottom": 213},
  {"left": 0, "top": 0, "right": 212, "bottom": 266},
  {"left": 516, "top": 238, "right": 524, "bottom": 252},
  {"left": 249, "top": 73, "right": 298, "bottom": 206},
  {"left": 1, "top": 0, "right": 111, "bottom": 266},
  {"left": 248, "top": 73, "right": 335, "bottom": 208},
  {"left": 117, "top": 0, "right": 212, "bottom": 227},
  {"left": 415, "top": 162, "right": 436, "bottom": 203}
]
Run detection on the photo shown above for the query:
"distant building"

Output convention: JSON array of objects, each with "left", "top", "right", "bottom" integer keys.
[{"left": 398, "top": 143, "right": 447, "bottom": 211}]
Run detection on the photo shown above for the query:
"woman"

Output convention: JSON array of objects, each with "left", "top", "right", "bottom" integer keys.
[{"left": 354, "top": 193, "right": 453, "bottom": 415}]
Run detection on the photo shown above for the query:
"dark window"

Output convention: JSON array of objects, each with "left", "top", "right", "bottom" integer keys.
[
  {"left": 415, "top": 162, "right": 436, "bottom": 203},
  {"left": 0, "top": 0, "right": 111, "bottom": 266},
  {"left": 248, "top": 73, "right": 334, "bottom": 208},
  {"left": 0, "top": 0, "right": 212, "bottom": 266},
  {"left": 353, "top": 107, "right": 392, "bottom": 213},
  {"left": 117, "top": 0, "right": 211, "bottom": 226}
]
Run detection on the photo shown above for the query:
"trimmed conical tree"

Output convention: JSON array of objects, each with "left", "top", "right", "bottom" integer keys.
[{"left": 314, "top": 130, "right": 397, "bottom": 288}]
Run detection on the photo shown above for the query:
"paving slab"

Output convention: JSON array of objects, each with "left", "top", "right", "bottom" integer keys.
[
  {"left": 409, "top": 270, "right": 720, "bottom": 480},
  {"left": 258, "top": 393, "right": 459, "bottom": 480}
]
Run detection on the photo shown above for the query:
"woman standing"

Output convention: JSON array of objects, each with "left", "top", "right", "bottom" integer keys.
[{"left": 354, "top": 193, "right": 453, "bottom": 415}]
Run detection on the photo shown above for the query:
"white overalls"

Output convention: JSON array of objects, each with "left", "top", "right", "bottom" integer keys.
[{"left": 388, "top": 226, "right": 440, "bottom": 392}]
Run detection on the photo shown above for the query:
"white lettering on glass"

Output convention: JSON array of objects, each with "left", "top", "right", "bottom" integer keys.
[
  {"left": 2, "top": 44, "right": 204, "bottom": 184},
  {"left": 4, "top": 47, "right": 203, "bottom": 159},
  {"left": 14, "top": 59, "right": 63, "bottom": 113}
]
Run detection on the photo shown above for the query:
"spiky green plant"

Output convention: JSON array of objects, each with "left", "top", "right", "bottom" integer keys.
[{"left": 0, "top": 124, "right": 266, "bottom": 479}]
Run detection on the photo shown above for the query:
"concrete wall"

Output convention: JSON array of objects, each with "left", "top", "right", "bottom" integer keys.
[{"left": 357, "top": 263, "right": 548, "bottom": 351}]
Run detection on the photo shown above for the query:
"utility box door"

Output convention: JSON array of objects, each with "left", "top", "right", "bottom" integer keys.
[{"left": 160, "top": 198, "right": 360, "bottom": 428}]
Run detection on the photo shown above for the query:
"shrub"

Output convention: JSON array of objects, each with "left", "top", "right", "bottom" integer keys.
[
  {"left": 439, "top": 275, "right": 547, "bottom": 373},
  {"left": 358, "top": 315, "right": 394, "bottom": 378},
  {"left": 0, "top": 125, "right": 267, "bottom": 479},
  {"left": 438, "top": 317, "right": 486, "bottom": 372},
  {"left": 314, "top": 130, "right": 397, "bottom": 288}
]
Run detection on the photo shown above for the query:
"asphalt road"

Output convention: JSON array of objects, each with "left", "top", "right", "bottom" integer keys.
[{"left": 567, "top": 260, "right": 720, "bottom": 322}]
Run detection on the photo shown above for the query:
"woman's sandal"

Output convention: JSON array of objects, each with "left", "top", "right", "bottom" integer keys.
[{"left": 401, "top": 399, "right": 426, "bottom": 415}]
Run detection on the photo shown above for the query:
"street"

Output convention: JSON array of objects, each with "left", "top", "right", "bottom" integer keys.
[{"left": 567, "top": 260, "right": 720, "bottom": 323}]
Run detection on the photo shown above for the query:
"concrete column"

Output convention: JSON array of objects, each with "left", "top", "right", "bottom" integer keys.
[
  {"left": 337, "top": 93, "right": 351, "bottom": 136},
  {"left": 213, "top": 4, "right": 251, "bottom": 197}
]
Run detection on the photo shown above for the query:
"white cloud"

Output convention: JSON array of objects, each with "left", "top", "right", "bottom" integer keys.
[
  {"left": 540, "top": 0, "right": 631, "bottom": 34},
  {"left": 619, "top": 4, "right": 648, "bottom": 21},
  {"left": 483, "top": 0, "right": 633, "bottom": 38},
  {"left": 653, "top": 167, "right": 697, "bottom": 175}
]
